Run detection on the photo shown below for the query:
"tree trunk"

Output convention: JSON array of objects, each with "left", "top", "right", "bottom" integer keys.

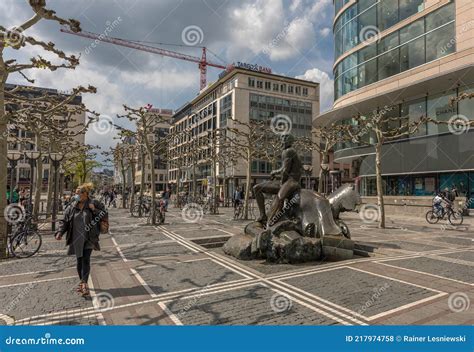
[
  {"left": 375, "top": 140, "right": 385, "bottom": 228},
  {"left": 243, "top": 147, "right": 252, "bottom": 220},
  {"left": 46, "top": 165, "right": 55, "bottom": 216},
  {"left": 318, "top": 151, "right": 328, "bottom": 194},
  {"left": 130, "top": 161, "right": 136, "bottom": 210},
  {"left": 144, "top": 138, "right": 156, "bottom": 224},
  {"left": 0, "top": 60, "right": 7, "bottom": 258},
  {"left": 120, "top": 161, "right": 127, "bottom": 208},
  {"left": 138, "top": 149, "right": 145, "bottom": 216},
  {"left": 223, "top": 165, "right": 227, "bottom": 207},
  {"left": 149, "top": 151, "right": 156, "bottom": 224},
  {"left": 192, "top": 160, "right": 197, "bottom": 200},
  {"left": 33, "top": 156, "right": 43, "bottom": 220},
  {"left": 212, "top": 148, "right": 217, "bottom": 214},
  {"left": 176, "top": 163, "right": 181, "bottom": 199},
  {"left": 318, "top": 168, "right": 324, "bottom": 194},
  {"left": 58, "top": 172, "right": 65, "bottom": 211}
]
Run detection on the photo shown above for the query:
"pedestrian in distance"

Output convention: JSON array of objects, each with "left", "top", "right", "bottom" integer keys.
[{"left": 55, "top": 183, "right": 108, "bottom": 297}]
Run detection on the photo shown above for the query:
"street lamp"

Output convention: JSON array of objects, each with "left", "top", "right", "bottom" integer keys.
[
  {"left": 49, "top": 152, "right": 64, "bottom": 231},
  {"left": 25, "top": 150, "right": 41, "bottom": 210},
  {"left": 7, "top": 151, "right": 23, "bottom": 203},
  {"left": 320, "top": 162, "right": 329, "bottom": 194},
  {"left": 303, "top": 164, "right": 313, "bottom": 190}
]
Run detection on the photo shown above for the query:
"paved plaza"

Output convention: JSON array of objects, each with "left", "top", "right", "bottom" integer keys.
[{"left": 0, "top": 207, "right": 472, "bottom": 326}]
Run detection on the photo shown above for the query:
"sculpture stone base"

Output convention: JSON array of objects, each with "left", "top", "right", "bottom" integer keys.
[
  {"left": 223, "top": 221, "right": 323, "bottom": 264},
  {"left": 321, "top": 235, "right": 354, "bottom": 261},
  {"left": 222, "top": 233, "right": 255, "bottom": 260}
]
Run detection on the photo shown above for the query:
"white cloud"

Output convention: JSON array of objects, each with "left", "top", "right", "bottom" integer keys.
[
  {"left": 227, "top": 0, "right": 331, "bottom": 62},
  {"left": 268, "top": 17, "right": 315, "bottom": 61},
  {"left": 120, "top": 68, "right": 197, "bottom": 92},
  {"left": 320, "top": 27, "right": 331, "bottom": 37},
  {"left": 296, "top": 68, "right": 334, "bottom": 112},
  {"left": 228, "top": 0, "right": 286, "bottom": 58}
]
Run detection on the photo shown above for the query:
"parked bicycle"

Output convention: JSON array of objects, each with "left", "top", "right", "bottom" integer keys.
[
  {"left": 7, "top": 208, "right": 42, "bottom": 258},
  {"left": 425, "top": 200, "right": 463, "bottom": 226},
  {"left": 147, "top": 199, "right": 166, "bottom": 225},
  {"left": 131, "top": 196, "right": 151, "bottom": 217},
  {"left": 233, "top": 200, "right": 244, "bottom": 220},
  {"left": 203, "top": 197, "right": 219, "bottom": 214}
]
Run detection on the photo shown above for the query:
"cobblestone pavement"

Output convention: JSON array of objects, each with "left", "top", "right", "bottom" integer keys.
[{"left": 0, "top": 206, "right": 472, "bottom": 326}]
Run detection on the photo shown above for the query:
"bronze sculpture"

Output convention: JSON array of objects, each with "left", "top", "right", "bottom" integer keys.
[
  {"left": 253, "top": 134, "right": 302, "bottom": 227},
  {"left": 224, "top": 134, "right": 359, "bottom": 263}
]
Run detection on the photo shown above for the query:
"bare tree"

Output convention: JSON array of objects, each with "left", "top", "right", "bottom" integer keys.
[
  {"left": 6, "top": 86, "right": 97, "bottom": 218},
  {"left": 296, "top": 124, "right": 349, "bottom": 194},
  {"left": 346, "top": 107, "right": 429, "bottom": 228},
  {"left": 215, "top": 135, "right": 239, "bottom": 206},
  {"left": 261, "top": 130, "right": 282, "bottom": 172},
  {"left": 0, "top": 0, "right": 82, "bottom": 257},
  {"left": 117, "top": 105, "right": 169, "bottom": 224},
  {"left": 226, "top": 119, "right": 266, "bottom": 219}
]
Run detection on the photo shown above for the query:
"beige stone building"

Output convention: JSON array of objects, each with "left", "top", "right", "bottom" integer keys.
[
  {"left": 6, "top": 84, "right": 86, "bottom": 191},
  {"left": 168, "top": 66, "right": 320, "bottom": 199},
  {"left": 317, "top": 0, "right": 474, "bottom": 211}
]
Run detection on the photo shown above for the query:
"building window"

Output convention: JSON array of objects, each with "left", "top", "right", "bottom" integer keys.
[
  {"left": 265, "top": 81, "right": 271, "bottom": 90},
  {"left": 248, "top": 77, "right": 255, "bottom": 87},
  {"left": 425, "top": 23, "right": 455, "bottom": 63},
  {"left": 295, "top": 86, "right": 301, "bottom": 95},
  {"left": 378, "top": 0, "right": 399, "bottom": 31},
  {"left": 272, "top": 83, "right": 279, "bottom": 92},
  {"left": 257, "top": 80, "right": 263, "bottom": 89},
  {"left": 302, "top": 87, "right": 308, "bottom": 96},
  {"left": 288, "top": 85, "right": 294, "bottom": 94},
  {"left": 399, "top": 0, "right": 424, "bottom": 21},
  {"left": 400, "top": 98, "right": 427, "bottom": 137},
  {"left": 219, "top": 93, "right": 233, "bottom": 127},
  {"left": 335, "top": 0, "right": 423, "bottom": 59},
  {"left": 334, "top": 2, "right": 455, "bottom": 99},
  {"left": 400, "top": 19, "right": 425, "bottom": 72},
  {"left": 358, "top": 44, "right": 377, "bottom": 87},
  {"left": 427, "top": 90, "right": 457, "bottom": 135},
  {"left": 458, "top": 85, "right": 474, "bottom": 121},
  {"left": 280, "top": 84, "right": 286, "bottom": 93}
]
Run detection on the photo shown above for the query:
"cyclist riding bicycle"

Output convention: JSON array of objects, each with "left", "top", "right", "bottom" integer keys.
[
  {"left": 433, "top": 194, "right": 444, "bottom": 216},
  {"left": 233, "top": 187, "right": 243, "bottom": 209}
]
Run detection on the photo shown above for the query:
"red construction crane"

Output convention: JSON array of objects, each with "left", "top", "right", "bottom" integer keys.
[{"left": 60, "top": 28, "right": 228, "bottom": 90}]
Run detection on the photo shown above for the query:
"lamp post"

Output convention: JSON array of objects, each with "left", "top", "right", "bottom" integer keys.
[
  {"left": 320, "top": 162, "right": 329, "bottom": 194},
  {"left": 7, "top": 151, "right": 23, "bottom": 203},
  {"left": 24, "top": 150, "right": 41, "bottom": 211},
  {"left": 49, "top": 152, "right": 64, "bottom": 231},
  {"left": 59, "top": 166, "right": 65, "bottom": 211},
  {"left": 303, "top": 164, "right": 313, "bottom": 190}
]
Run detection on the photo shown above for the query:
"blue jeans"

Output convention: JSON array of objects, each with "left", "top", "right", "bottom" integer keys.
[{"left": 434, "top": 204, "right": 444, "bottom": 216}]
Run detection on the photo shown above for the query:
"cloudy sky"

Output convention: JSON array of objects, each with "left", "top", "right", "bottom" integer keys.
[{"left": 1, "top": 0, "right": 335, "bottom": 156}]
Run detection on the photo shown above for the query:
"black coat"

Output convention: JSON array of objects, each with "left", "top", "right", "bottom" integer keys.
[{"left": 58, "top": 198, "right": 106, "bottom": 251}]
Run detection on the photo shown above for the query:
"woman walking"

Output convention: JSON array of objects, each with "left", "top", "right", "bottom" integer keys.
[{"left": 55, "top": 183, "right": 107, "bottom": 297}]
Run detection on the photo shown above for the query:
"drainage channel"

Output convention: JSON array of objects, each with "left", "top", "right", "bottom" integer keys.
[{"left": 191, "top": 236, "right": 231, "bottom": 249}]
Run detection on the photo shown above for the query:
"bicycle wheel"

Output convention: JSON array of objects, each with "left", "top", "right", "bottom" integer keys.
[
  {"left": 160, "top": 212, "right": 166, "bottom": 224},
  {"left": 233, "top": 206, "right": 241, "bottom": 220},
  {"left": 131, "top": 204, "right": 141, "bottom": 217},
  {"left": 11, "top": 231, "right": 42, "bottom": 258},
  {"left": 448, "top": 210, "right": 463, "bottom": 226},
  {"left": 425, "top": 210, "right": 439, "bottom": 224}
]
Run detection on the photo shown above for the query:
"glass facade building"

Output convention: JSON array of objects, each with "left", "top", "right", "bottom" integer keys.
[
  {"left": 335, "top": 2, "right": 455, "bottom": 100},
  {"left": 335, "top": 0, "right": 426, "bottom": 59},
  {"left": 319, "top": 0, "right": 474, "bottom": 208}
]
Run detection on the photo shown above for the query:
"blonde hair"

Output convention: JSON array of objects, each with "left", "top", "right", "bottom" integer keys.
[{"left": 78, "top": 182, "right": 94, "bottom": 195}]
